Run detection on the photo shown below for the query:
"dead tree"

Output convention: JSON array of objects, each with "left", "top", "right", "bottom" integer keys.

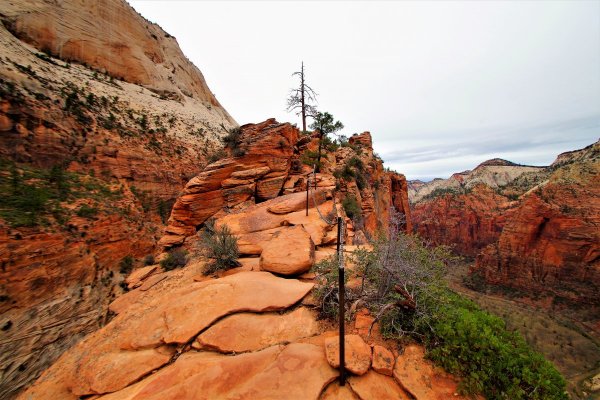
[{"left": 286, "top": 61, "right": 317, "bottom": 132}]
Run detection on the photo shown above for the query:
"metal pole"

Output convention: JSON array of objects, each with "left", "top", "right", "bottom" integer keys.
[
  {"left": 306, "top": 175, "right": 309, "bottom": 216},
  {"left": 337, "top": 216, "right": 346, "bottom": 385}
]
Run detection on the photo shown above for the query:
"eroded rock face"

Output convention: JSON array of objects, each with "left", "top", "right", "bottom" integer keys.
[
  {"left": 412, "top": 184, "right": 509, "bottom": 257},
  {"left": 0, "top": 0, "right": 236, "bottom": 112},
  {"left": 334, "top": 132, "right": 413, "bottom": 240},
  {"left": 0, "top": 1, "right": 236, "bottom": 394},
  {"left": 0, "top": 213, "right": 155, "bottom": 400},
  {"left": 474, "top": 150, "right": 600, "bottom": 308},
  {"left": 160, "top": 119, "right": 299, "bottom": 247}
]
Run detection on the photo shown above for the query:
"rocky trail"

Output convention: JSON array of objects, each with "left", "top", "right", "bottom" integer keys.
[{"left": 19, "top": 189, "right": 470, "bottom": 400}]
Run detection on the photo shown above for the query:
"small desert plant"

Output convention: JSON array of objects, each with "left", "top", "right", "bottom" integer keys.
[
  {"left": 119, "top": 255, "right": 134, "bottom": 274},
  {"left": 207, "top": 148, "right": 227, "bottom": 164},
  {"left": 76, "top": 204, "right": 98, "bottom": 219},
  {"left": 201, "top": 219, "right": 240, "bottom": 274},
  {"left": 160, "top": 249, "right": 188, "bottom": 271},
  {"left": 342, "top": 195, "right": 362, "bottom": 221},
  {"left": 143, "top": 254, "right": 156, "bottom": 266}
]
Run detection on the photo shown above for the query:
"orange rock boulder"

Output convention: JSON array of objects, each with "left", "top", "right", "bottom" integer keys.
[{"left": 260, "top": 225, "right": 316, "bottom": 275}]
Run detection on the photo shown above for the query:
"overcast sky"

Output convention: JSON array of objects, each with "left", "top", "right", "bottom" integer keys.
[{"left": 129, "top": 0, "right": 600, "bottom": 181}]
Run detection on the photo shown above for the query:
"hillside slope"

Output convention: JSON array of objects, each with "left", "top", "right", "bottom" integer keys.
[
  {"left": 0, "top": 0, "right": 236, "bottom": 397},
  {"left": 474, "top": 141, "right": 600, "bottom": 315}
]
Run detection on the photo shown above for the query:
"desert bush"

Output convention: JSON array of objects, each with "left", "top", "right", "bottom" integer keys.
[
  {"left": 427, "top": 292, "right": 567, "bottom": 399},
  {"left": 119, "top": 255, "right": 134, "bottom": 274},
  {"left": 312, "top": 255, "right": 350, "bottom": 320},
  {"left": 160, "top": 249, "right": 188, "bottom": 271},
  {"left": 312, "top": 211, "right": 567, "bottom": 399},
  {"left": 342, "top": 195, "right": 361, "bottom": 221},
  {"left": 223, "top": 127, "right": 241, "bottom": 147},
  {"left": 207, "top": 148, "right": 226, "bottom": 164},
  {"left": 143, "top": 254, "right": 156, "bottom": 266},
  {"left": 201, "top": 219, "right": 240, "bottom": 274},
  {"left": 300, "top": 149, "right": 321, "bottom": 170},
  {"left": 76, "top": 204, "right": 98, "bottom": 219}
]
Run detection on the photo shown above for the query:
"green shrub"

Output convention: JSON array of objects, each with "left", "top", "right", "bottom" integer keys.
[
  {"left": 300, "top": 149, "right": 321, "bottom": 170},
  {"left": 232, "top": 147, "right": 246, "bottom": 157},
  {"left": 207, "top": 148, "right": 226, "bottom": 164},
  {"left": 313, "top": 216, "right": 568, "bottom": 400},
  {"left": 342, "top": 195, "right": 361, "bottom": 221},
  {"left": 427, "top": 292, "right": 567, "bottom": 399},
  {"left": 347, "top": 156, "right": 364, "bottom": 171},
  {"left": 157, "top": 199, "right": 172, "bottom": 224},
  {"left": 119, "top": 255, "right": 134, "bottom": 274},
  {"left": 160, "top": 249, "right": 188, "bottom": 271},
  {"left": 355, "top": 171, "right": 367, "bottom": 190},
  {"left": 76, "top": 204, "right": 98, "bottom": 219},
  {"left": 201, "top": 219, "right": 240, "bottom": 274},
  {"left": 143, "top": 254, "right": 156, "bottom": 266}
]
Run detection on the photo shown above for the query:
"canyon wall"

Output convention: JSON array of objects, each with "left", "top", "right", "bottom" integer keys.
[
  {"left": 410, "top": 159, "right": 541, "bottom": 257},
  {"left": 0, "top": 0, "right": 235, "bottom": 397},
  {"left": 474, "top": 142, "right": 600, "bottom": 311},
  {"left": 411, "top": 141, "right": 599, "bottom": 324}
]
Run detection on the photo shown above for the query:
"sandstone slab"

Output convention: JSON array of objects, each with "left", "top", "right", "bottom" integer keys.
[
  {"left": 260, "top": 226, "right": 315, "bottom": 275},
  {"left": 325, "top": 334, "right": 372, "bottom": 376},
  {"left": 393, "top": 345, "right": 464, "bottom": 400},
  {"left": 118, "top": 271, "right": 314, "bottom": 349},
  {"left": 98, "top": 343, "right": 337, "bottom": 400},
  {"left": 320, "top": 381, "right": 359, "bottom": 400},
  {"left": 372, "top": 345, "right": 394, "bottom": 376},
  {"left": 125, "top": 265, "right": 159, "bottom": 287},
  {"left": 138, "top": 272, "right": 168, "bottom": 291},
  {"left": 195, "top": 307, "right": 319, "bottom": 353},
  {"left": 19, "top": 272, "right": 313, "bottom": 398},
  {"left": 348, "top": 370, "right": 411, "bottom": 400},
  {"left": 73, "top": 347, "right": 175, "bottom": 395}
]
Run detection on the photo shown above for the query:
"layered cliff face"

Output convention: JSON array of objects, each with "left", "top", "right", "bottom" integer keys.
[
  {"left": 1, "top": 0, "right": 236, "bottom": 111},
  {"left": 160, "top": 126, "right": 411, "bottom": 249},
  {"left": 409, "top": 159, "right": 544, "bottom": 203},
  {"left": 474, "top": 141, "right": 600, "bottom": 312},
  {"left": 412, "top": 184, "right": 509, "bottom": 257},
  {"left": 412, "top": 141, "right": 599, "bottom": 323},
  {"left": 410, "top": 159, "right": 542, "bottom": 257},
  {"left": 0, "top": 1, "right": 235, "bottom": 397}
]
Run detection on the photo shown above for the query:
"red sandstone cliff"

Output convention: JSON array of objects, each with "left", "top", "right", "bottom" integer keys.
[
  {"left": 474, "top": 141, "right": 600, "bottom": 311},
  {"left": 0, "top": 0, "right": 236, "bottom": 397},
  {"left": 160, "top": 125, "right": 411, "bottom": 249},
  {"left": 412, "top": 141, "right": 599, "bottom": 322},
  {"left": 412, "top": 184, "right": 509, "bottom": 257}
]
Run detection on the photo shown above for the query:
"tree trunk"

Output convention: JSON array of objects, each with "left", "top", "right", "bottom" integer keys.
[{"left": 301, "top": 62, "right": 306, "bottom": 132}]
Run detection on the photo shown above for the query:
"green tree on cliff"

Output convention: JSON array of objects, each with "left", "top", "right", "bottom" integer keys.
[{"left": 310, "top": 111, "right": 344, "bottom": 172}]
